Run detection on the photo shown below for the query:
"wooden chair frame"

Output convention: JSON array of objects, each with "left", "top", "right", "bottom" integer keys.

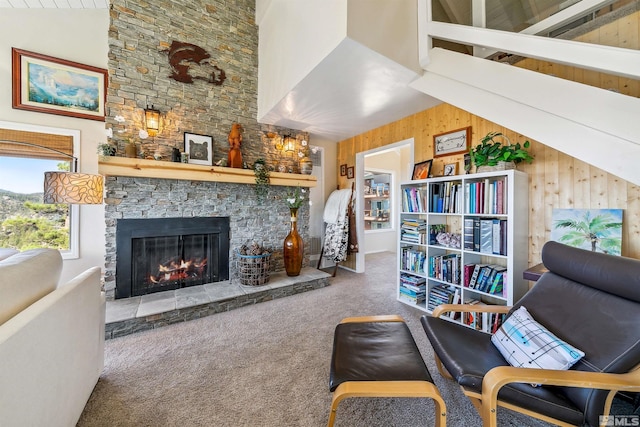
[
  {"left": 328, "top": 315, "right": 447, "bottom": 427},
  {"left": 431, "top": 304, "right": 640, "bottom": 427}
]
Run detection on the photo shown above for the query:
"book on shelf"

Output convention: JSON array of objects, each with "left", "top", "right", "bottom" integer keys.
[
  {"left": 492, "top": 219, "right": 501, "bottom": 255},
  {"left": 400, "top": 286, "right": 426, "bottom": 301},
  {"left": 429, "top": 182, "right": 462, "bottom": 213},
  {"left": 481, "top": 265, "right": 506, "bottom": 293},
  {"left": 467, "top": 217, "right": 507, "bottom": 255},
  {"left": 480, "top": 219, "right": 493, "bottom": 254},
  {"left": 402, "top": 188, "right": 426, "bottom": 213},
  {"left": 428, "top": 285, "right": 456, "bottom": 311},
  {"left": 473, "top": 217, "right": 481, "bottom": 252},
  {"left": 462, "top": 299, "right": 482, "bottom": 329},
  {"left": 400, "top": 273, "right": 426, "bottom": 284},
  {"left": 463, "top": 263, "right": 475, "bottom": 287},
  {"left": 429, "top": 253, "right": 461, "bottom": 285},
  {"left": 474, "top": 265, "right": 492, "bottom": 291},
  {"left": 467, "top": 263, "right": 487, "bottom": 288},
  {"left": 487, "top": 270, "right": 505, "bottom": 295},
  {"left": 466, "top": 178, "right": 508, "bottom": 215},
  {"left": 463, "top": 218, "right": 474, "bottom": 250},
  {"left": 448, "top": 289, "right": 461, "bottom": 319},
  {"left": 401, "top": 247, "right": 426, "bottom": 273}
]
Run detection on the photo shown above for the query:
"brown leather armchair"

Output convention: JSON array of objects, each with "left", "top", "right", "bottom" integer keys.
[{"left": 421, "top": 241, "right": 640, "bottom": 427}]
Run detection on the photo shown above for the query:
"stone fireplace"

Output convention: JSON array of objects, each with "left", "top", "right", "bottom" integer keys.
[
  {"left": 102, "top": 171, "right": 313, "bottom": 301},
  {"left": 115, "top": 217, "right": 230, "bottom": 299}
]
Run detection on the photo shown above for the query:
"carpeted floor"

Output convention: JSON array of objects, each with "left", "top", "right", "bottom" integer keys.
[{"left": 77, "top": 252, "right": 558, "bottom": 426}]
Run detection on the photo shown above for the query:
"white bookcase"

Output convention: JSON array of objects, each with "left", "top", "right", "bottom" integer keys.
[{"left": 397, "top": 169, "right": 529, "bottom": 332}]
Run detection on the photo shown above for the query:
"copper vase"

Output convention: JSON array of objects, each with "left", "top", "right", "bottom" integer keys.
[{"left": 283, "top": 208, "right": 304, "bottom": 276}]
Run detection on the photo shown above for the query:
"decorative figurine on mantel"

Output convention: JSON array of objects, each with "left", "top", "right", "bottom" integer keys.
[{"left": 228, "top": 123, "right": 243, "bottom": 168}]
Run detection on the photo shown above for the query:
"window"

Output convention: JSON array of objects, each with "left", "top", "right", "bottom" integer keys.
[{"left": 0, "top": 123, "right": 80, "bottom": 258}]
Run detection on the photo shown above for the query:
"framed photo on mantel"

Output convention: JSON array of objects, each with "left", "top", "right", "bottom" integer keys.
[{"left": 184, "top": 132, "right": 213, "bottom": 165}]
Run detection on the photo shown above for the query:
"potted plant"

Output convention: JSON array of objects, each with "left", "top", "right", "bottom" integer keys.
[
  {"left": 470, "top": 132, "right": 534, "bottom": 172},
  {"left": 253, "top": 158, "right": 270, "bottom": 201},
  {"left": 97, "top": 142, "right": 116, "bottom": 156}
]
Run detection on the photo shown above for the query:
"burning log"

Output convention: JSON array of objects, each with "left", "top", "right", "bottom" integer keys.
[{"left": 148, "top": 257, "right": 207, "bottom": 284}]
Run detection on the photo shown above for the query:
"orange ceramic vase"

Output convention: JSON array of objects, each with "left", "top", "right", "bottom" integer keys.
[{"left": 283, "top": 208, "right": 304, "bottom": 276}]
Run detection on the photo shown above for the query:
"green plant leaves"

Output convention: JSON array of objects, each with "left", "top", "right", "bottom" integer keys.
[{"left": 470, "top": 133, "right": 534, "bottom": 167}]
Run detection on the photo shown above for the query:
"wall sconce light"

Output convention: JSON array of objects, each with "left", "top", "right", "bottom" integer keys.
[
  {"left": 283, "top": 135, "right": 296, "bottom": 153},
  {"left": 144, "top": 105, "right": 160, "bottom": 137}
]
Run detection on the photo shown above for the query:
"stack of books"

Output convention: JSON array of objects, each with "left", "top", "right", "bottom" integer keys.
[
  {"left": 401, "top": 218, "right": 427, "bottom": 244},
  {"left": 399, "top": 274, "right": 426, "bottom": 305},
  {"left": 428, "top": 285, "right": 458, "bottom": 312}
]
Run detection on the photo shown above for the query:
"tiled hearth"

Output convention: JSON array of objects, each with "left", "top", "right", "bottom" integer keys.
[{"left": 105, "top": 267, "right": 330, "bottom": 339}]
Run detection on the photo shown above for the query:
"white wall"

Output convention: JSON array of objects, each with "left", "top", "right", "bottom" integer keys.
[
  {"left": 257, "top": 0, "right": 347, "bottom": 120},
  {"left": 0, "top": 9, "right": 109, "bottom": 283},
  {"left": 347, "top": 0, "right": 421, "bottom": 74}
]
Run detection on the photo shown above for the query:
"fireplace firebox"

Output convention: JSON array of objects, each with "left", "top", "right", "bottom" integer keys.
[{"left": 115, "top": 217, "right": 230, "bottom": 299}]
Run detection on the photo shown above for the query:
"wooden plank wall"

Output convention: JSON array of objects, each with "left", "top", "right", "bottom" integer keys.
[{"left": 337, "top": 9, "right": 640, "bottom": 268}]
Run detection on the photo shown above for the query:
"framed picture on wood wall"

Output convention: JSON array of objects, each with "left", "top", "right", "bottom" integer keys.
[
  {"left": 11, "top": 48, "right": 107, "bottom": 121},
  {"left": 433, "top": 126, "right": 471, "bottom": 158},
  {"left": 347, "top": 166, "right": 354, "bottom": 179},
  {"left": 412, "top": 159, "right": 433, "bottom": 180},
  {"left": 340, "top": 164, "right": 347, "bottom": 176}
]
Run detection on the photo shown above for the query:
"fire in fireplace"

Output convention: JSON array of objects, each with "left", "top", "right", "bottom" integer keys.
[{"left": 115, "top": 217, "right": 230, "bottom": 299}]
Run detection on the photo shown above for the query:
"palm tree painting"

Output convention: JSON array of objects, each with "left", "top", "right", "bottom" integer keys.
[{"left": 551, "top": 209, "right": 623, "bottom": 255}]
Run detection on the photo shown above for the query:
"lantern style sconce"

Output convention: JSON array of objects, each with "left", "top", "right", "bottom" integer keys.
[
  {"left": 144, "top": 105, "right": 161, "bottom": 137},
  {"left": 283, "top": 135, "right": 296, "bottom": 153}
]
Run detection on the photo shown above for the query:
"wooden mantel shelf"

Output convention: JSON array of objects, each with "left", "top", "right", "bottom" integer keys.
[{"left": 98, "top": 156, "right": 317, "bottom": 187}]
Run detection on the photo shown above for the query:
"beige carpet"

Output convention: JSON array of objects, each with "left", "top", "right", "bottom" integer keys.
[{"left": 78, "top": 252, "right": 553, "bottom": 427}]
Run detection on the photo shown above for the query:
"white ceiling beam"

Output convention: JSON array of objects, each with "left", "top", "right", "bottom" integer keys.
[
  {"left": 524, "top": 0, "right": 617, "bottom": 36},
  {"left": 410, "top": 48, "right": 640, "bottom": 185},
  {"left": 471, "top": 0, "right": 486, "bottom": 57},
  {"left": 427, "top": 21, "right": 640, "bottom": 79},
  {"left": 8, "top": 0, "right": 29, "bottom": 7}
]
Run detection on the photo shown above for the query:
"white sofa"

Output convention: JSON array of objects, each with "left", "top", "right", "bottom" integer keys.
[{"left": 0, "top": 249, "right": 105, "bottom": 427}]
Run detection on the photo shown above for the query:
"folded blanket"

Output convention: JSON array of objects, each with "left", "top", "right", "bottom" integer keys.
[{"left": 323, "top": 189, "right": 352, "bottom": 224}]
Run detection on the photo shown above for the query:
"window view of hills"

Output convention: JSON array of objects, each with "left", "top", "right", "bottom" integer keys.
[{"left": 0, "top": 189, "right": 69, "bottom": 251}]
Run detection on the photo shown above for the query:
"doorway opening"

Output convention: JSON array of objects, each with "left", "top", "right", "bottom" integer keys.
[{"left": 354, "top": 138, "right": 414, "bottom": 273}]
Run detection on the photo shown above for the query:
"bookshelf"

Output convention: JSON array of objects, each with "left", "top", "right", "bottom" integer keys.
[
  {"left": 397, "top": 169, "right": 529, "bottom": 332},
  {"left": 364, "top": 172, "right": 391, "bottom": 230}
]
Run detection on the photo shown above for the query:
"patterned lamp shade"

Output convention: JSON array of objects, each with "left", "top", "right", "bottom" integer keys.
[{"left": 43, "top": 172, "right": 104, "bottom": 204}]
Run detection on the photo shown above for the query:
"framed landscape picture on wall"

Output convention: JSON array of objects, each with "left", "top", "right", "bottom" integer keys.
[{"left": 11, "top": 48, "right": 107, "bottom": 121}]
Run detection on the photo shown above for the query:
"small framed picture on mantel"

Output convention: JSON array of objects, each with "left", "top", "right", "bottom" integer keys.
[{"left": 184, "top": 132, "right": 213, "bottom": 165}]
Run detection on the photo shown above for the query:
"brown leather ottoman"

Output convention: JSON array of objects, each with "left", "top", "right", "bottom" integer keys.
[{"left": 328, "top": 315, "right": 447, "bottom": 426}]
